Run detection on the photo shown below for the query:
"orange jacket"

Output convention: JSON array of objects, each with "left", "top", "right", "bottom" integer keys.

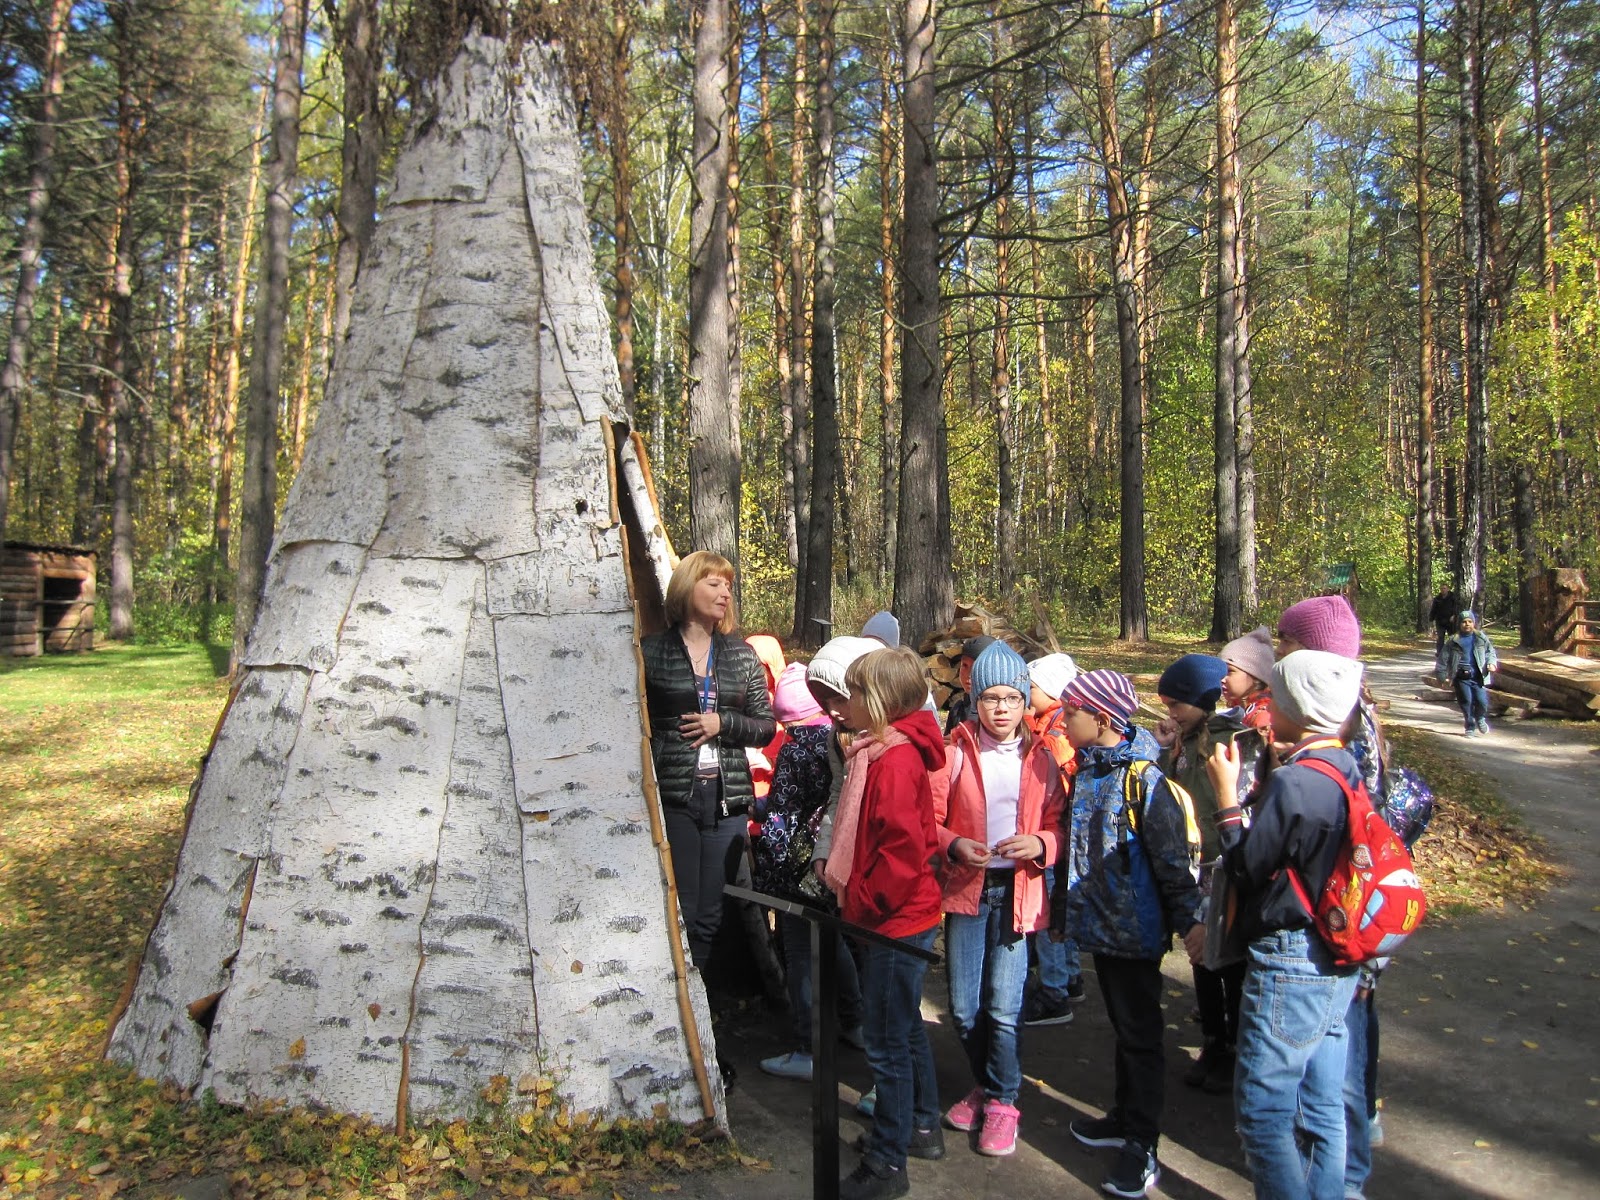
[{"left": 936, "top": 720, "right": 1066, "bottom": 932}]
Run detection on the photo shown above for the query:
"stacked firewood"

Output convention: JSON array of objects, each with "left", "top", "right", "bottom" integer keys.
[{"left": 918, "top": 601, "right": 1058, "bottom": 709}]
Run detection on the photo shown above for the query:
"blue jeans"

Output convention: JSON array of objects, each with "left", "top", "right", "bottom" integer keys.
[
  {"left": 778, "top": 911, "right": 862, "bottom": 1052},
  {"left": 1343, "top": 986, "right": 1378, "bottom": 1198},
  {"left": 1453, "top": 678, "right": 1488, "bottom": 729},
  {"left": 860, "top": 923, "right": 940, "bottom": 1171},
  {"left": 946, "top": 873, "right": 1030, "bottom": 1106},
  {"left": 1235, "top": 928, "right": 1360, "bottom": 1200},
  {"left": 1033, "top": 865, "right": 1081, "bottom": 994}
]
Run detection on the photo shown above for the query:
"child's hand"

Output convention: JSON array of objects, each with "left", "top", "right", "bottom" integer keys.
[
  {"left": 1182, "top": 923, "right": 1206, "bottom": 964},
  {"left": 1206, "top": 740, "right": 1241, "bottom": 801},
  {"left": 949, "top": 838, "right": 991, "bottom": 867},
  {"left": 993, "top": 834, "right": 1045, "bottom": 863},
  {"left": 1152, "top": 717, "right": 1179, "bottom": 748}
]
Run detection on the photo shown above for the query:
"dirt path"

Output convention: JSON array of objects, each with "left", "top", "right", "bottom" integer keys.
[{"left": 649, "top": 650, "right": 1600, "bottom": 1199}]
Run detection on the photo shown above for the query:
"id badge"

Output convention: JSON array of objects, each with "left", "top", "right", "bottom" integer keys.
[{"left": 697, "top": 742, "right": 718, "bottom": 771}]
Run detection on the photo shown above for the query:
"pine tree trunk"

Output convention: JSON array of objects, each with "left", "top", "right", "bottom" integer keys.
[
  {"left": 331, "top": 0, "right": 380, "bottom": 353},
  {"left": 106, "top": 23, "right": 141, "bottom": 641},
  {"left": 878, "top": 39, "right": 899, "bottom": 590},
  {"left": 787, "top": 2, "right": 812, "bottom": 634},
  {"left": 234, "top": 0, "right": 308, "bottom": 668},
  {"left": 1090, "top": 0, "right": 1147, "bottom": 641},
  {"left": 1414, "top": 1, "right": 1436, "bottom": 632},
  {"left": 801, "top": 0, "right": 838, "bottom": 650},
  {"left": 687, "top": 0, "right": 740, "bottom": 564},
  {"left": 1457, "top": 0, "right": 1489, "bottom": 611},
  {"left": 991, "top": 24, "right": 1016, "bottom": 599},
  {"left": 609, "top": 3, "right": 637, "bottom": 417},
  {"left": 755, "top": 1, "right": 797, "bottom": 570},
  {"left": 0, "top": 0, "right": 72, "bottom": 553},
  {"left": 893, "top": 0, "right": 953, "bottom": 647},
  {"left": 1210, "top": 0, "right": 1242, "bottom": 643}
]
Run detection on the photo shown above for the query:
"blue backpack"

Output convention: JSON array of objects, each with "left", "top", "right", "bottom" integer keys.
[{"left": 1380, "top": 766, "right": 1435, "bottom": 849}]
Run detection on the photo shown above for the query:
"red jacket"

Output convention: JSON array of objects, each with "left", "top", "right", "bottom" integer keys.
[
  {"left": 843, "top": 709, "right": 946, "bottom": 938},
  {"left": 938, "top": 720, "right": 1065, "bottom": 932}
]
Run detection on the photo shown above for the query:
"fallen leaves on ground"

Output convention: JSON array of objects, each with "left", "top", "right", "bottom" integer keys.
[{"left": 0, "top": 646, "right": 757, "bottom": 1199}]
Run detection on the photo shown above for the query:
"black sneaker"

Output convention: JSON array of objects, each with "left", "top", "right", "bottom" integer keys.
[
  {"left": 1102, "top": 1141, "right": 1159, "bottom": 1198},
  {"left": 1071, "top": 1113, "right": 1127, "bottom": 1149},
  {"left": 1201, "top": 1047, "right": 1236, "bottom": 1095},
  {"left": 1024, "top": 990, "right": 1076, "bottom": 1026},
  {"left": 852, "top": 1125, "right": 945, "bottom": 1161},
  {"left": 1183, "top": 1040, "right": 1233, "bottom": 1090},
  {"left": 1066, "top": 976, "right": 1088, "bottom": 1003},
  {"left": 839, "top": 1158, "right": 909, "bottom": 1200}
]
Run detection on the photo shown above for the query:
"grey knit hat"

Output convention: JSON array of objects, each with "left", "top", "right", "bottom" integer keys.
[
  {"left": 1221, "top": 626, "right": 1276, "bottom": 688},
  {"left": 1271, "top": 649, "right": 1363, "bottom": 736}
]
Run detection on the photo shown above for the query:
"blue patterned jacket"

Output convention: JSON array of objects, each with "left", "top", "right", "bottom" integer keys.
[{"left": 1050, "top": 726, "right": 1201, "bottom": 960}]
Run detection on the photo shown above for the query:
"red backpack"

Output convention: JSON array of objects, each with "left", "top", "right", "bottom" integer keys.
[{"left": 1283, "top": 757, "right": 1427, "bottom": 966}]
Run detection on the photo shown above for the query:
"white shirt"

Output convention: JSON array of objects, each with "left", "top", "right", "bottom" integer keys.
[{"left": 978, "top": 727, "right": 1024, "bottom": 868}]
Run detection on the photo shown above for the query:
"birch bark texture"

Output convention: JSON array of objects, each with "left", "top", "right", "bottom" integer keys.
[{"left": 106, "top": 34, "right": 722, "bottom": 1131}]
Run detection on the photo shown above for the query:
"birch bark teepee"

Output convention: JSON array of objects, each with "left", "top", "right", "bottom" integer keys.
[{"left": 106, "top": 30, "right": 721, "bottom": 1130}]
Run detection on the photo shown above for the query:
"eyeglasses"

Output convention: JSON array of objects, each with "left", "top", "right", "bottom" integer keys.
[{"left": 977, "top": 693, "right": 1024, "bottom": 710}]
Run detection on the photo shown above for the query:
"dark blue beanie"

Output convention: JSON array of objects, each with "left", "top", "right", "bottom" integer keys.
[{"left": 1158, "top": 654, "right": 1228, "bottom": 712}]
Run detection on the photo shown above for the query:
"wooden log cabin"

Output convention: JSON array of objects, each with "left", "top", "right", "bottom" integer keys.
[{"left": 0, "top": 541, "right": 96, "bottom": 656}]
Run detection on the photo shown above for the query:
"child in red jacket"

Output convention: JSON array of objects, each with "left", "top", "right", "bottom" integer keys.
[{"left": 819, "top": 646, "right": 947, "bottom": 1200}]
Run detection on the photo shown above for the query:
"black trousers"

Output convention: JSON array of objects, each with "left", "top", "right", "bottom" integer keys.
[
  {"left": 1194, "top": 959, "right": 1247, "bottom": 1049},
  {"left": 663, "top": 776, "right": 748, "bottom": 973},
  {"left": 1094, "top": 954, "right": 1167, "bottom": 1152}
]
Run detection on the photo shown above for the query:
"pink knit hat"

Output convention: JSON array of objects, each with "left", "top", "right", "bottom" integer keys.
[
  {"left": 1276, "top": 595, "right": 1361, "bottom": 660},
  {"left": 1062, "top": 669, "right": 1139, "bottom": 731},
  {"left": 773, "top": 661, "right": 824, "bottom": 723}
]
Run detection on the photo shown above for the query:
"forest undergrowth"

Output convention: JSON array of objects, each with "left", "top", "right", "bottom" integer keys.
[{"left": 0, "top": 633, "right": 1555, "bottom": 1198}]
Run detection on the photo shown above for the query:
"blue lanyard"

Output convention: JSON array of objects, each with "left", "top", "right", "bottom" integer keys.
[{"left": 698, "top": 639, "right": 716, "bottom": 714}]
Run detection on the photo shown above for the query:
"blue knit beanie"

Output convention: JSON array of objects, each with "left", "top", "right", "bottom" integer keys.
[
  {"left": 970, "top": 640, "right": 1030, "bottom": 698},
  {"left": 1157, "top": 654, "right": 1228, "bottom": 712}
]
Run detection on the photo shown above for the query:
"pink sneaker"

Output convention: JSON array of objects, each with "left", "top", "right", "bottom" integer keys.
[
  {"left": 943, "top": 1087, "right": 986, "bottom": 1132},
  {"left": 977, "top": 1101, "right": 1020, "bottom": 1156}
]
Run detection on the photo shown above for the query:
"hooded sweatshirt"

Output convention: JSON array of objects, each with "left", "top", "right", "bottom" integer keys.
[{"left": 842, "top": 709, "right": 946, "bottom": 938}]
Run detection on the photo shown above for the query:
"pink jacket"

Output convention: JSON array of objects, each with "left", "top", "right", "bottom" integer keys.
[{"left": 936, "top": 721, "right": 1066, "bottom": 932}]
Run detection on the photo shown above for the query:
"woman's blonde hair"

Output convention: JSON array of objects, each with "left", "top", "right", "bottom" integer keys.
[
  {"left": 844, "top": 647, "right": 929, "bottom": 739},
  {"left": 663, "top": 550, "right": 738, "bottom": 633}
]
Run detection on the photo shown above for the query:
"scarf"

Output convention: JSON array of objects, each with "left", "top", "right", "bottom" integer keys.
[{"left": 822, "top": 725, "right": 911, "bottom": 897}]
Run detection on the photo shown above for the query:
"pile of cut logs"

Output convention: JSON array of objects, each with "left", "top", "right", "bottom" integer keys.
[
  {"left": 919, "top": 601, "right": 1058, "bottom": 710},
  {"left": 1416, "top": 649, "right": 1600, "bottom": 721}
]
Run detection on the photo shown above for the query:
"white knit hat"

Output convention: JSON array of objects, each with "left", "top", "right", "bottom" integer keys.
[
  {"left": 1027, "top": 653, "right": 1079, "bottom": 702},
  {"left": 805, "top": 636, "right": 881, "bottom": 698},
  {"left": 1271, "top": 650, "right": 1363, "bottom": 736}
]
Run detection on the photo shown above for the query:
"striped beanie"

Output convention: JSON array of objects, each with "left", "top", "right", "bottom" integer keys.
[{"left": 1062, "top": 669, "right": 1139, "bottom": 731}]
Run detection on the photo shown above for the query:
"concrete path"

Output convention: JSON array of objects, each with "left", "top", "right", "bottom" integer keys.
[{"left": 639, "top": 650, "right": 1599, "bottom": 1199}]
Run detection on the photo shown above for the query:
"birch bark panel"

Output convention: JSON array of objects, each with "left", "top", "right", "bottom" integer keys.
[
  {"left": 496, "top": 611, "right": 700, "bottom": 1117},
  {"left": 484, "top": 525, "right": 631, "bottom": 617},
  {"left": 513, "top": 54, "right": 623, "bottom": 428},
  {"left": 242, "top": 542, "right": 367, "bottom": 670},
  {"left": 406, "top": 587, "right": 540, "bottom": 1119},
  {"left": 205, "top": 558, "right": 477, "bottom": 1119},
  {"left": 390, "top": 37, "right": 509, "bottom": 206},
  {"left": 276, "top": 202, "right": 434, "bottom": 548},
  {"left": 106, "top": 667, "right": 311, "bottom": 1087},
  {"left": 371, "top": 155, "right": 542, "bottom": 561}
]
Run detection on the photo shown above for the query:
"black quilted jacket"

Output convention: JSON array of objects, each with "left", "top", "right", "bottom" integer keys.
[{"left": 640, "top": 628, "right": 777, "bottom": 810}]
